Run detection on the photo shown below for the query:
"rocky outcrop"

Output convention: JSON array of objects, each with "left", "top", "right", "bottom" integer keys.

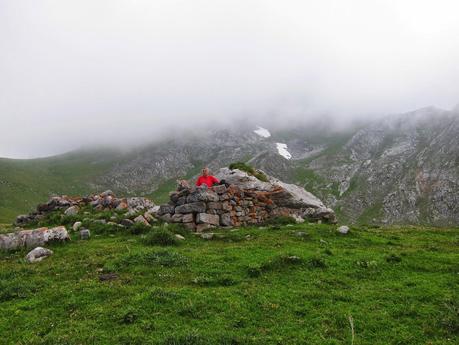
[
  {"left": 0, "top": 226, "right": 70, "bottom": 251},
  {"left": 157, "top": 168, "right": 336, "bottom": 231},
  {"left": 15, "top": 191, "right": 156, "bottom": 226}
]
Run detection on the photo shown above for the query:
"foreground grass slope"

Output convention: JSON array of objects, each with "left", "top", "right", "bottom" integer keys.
[{"left": 1, "top": 223, "right": 458, "bottom": 345}]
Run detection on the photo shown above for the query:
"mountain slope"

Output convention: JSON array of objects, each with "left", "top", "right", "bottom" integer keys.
[{"left": 1, "top": 107, "right": 458, "bottom": 225}]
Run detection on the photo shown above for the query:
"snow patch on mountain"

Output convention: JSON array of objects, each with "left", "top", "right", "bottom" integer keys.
[
  {"left": 276, "top": 143, "right": 292, "bottom": 159},
  {"left": 253, "top": 126, "right": 271, "bottom": 138}
]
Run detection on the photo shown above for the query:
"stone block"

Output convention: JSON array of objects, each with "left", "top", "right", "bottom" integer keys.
[
  {"left": 196, "top": 223, "right": 215, "bottom": 232},
  {"left": 175, "top": 202, "right": 206, "bottom": 214},
  {"left": 182, "top": 213, "right": 194, "bottom": 223},
  {"left": 212, "top": 185, "right": 227, "bottom": 194},
  {"left": 207, "top": 201, "right": 222, "bottom": 210},
  {"left": 158, "top": 204, "right": 175, "bottom": 215},
  {"left": 220, "top": 213, "right": 233, "bottom": 226},
  {"left": 196, "top": 213, "right": 220, "bottom": 226},
  {"left": 171, "top": 214, "right": 184, "bottom": 223}
]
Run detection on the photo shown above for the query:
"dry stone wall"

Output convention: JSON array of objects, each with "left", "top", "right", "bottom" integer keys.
[{"left": 157, "top": 168, "right": 336, "bottom": 231}]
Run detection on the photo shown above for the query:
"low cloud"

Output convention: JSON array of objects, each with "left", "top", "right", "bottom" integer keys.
[{"left": 1, "top": 0, "right": 459, "bottom": 157}]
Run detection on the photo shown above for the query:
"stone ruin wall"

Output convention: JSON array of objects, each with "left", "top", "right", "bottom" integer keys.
[{"left": 157, "top": 184, "right": 335, "bottom": 232}]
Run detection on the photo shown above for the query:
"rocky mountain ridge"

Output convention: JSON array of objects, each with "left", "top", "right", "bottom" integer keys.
[{"left": 0, "top": 106, "right": 457, "bottom": 225}]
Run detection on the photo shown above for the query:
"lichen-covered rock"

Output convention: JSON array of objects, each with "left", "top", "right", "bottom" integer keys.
[{"left": 26, "top": 247, "right": 53, "bottom": 263}]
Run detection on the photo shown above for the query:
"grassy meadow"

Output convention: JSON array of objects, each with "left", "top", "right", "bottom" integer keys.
[{"left": 0, "top": 221, "right": 458, "bottom": 344}]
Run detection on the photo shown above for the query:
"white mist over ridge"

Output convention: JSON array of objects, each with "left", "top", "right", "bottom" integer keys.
[{"left": 1, "top": 0, "right": 459, "bottom": 158}]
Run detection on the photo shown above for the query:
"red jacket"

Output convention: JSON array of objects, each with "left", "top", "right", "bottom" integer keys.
[{"left": 196, "top": 175, "right": 219, "bottom": 187}]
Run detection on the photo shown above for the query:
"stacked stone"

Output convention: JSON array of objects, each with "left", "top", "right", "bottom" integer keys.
[
  {"left": 15, "top": 190, "right": 156, "bottom": 226},
  {"left": 157, "top": 184, "right": 308, "bottom": 232}
]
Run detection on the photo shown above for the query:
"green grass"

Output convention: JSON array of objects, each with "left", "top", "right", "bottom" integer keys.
[
  {"left": 1, "top": 223, "right": 458, "bottom": 344},
  {"left": 0, "top": 150, "right": 120, "bottom": 223},
  {"left": 229, "top": 162, "right": 268, "bottom": 182}
]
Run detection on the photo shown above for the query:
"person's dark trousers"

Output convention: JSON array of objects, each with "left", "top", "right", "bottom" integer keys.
[{"left": 213, "top": 179, "right": 229, "bottom": 187}]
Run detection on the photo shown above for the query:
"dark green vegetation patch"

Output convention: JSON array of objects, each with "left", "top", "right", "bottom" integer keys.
[{"left": 229, "top": 162, "right": 269, "bottom": 182}]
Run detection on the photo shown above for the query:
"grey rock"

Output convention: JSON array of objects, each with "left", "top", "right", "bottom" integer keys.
[
  {"left": 182, "top": 213, "right": 194, "bottom": 223},
  {"left": 72, "top": 221, "right": 82, "bottom": 231},
  {"left": 200, "top": 232, "right": 214, "bottom": 240},
  {"left": 220, "top": 213, "right": 233, "bottom": 226},
  {"left": 158, "top": 204, "right": 175, "bottom": 215},
  {"left": 337, "top": 225, "right": 350, "bottom": 234},
  {"left": 64, "top": 206, "right": 80, "bottom": 216},
  {"left": 26, "top": 247, "right": 53, "bottom": 263},
  {"left": 171, "top": 214, "right": 184, "bottom": 223},
  {"left": 175, "top": 234, "right": 185, "bottom": 240},
  {"left": 196, "top": 224, "right": 215, "bottom": 232},
  {"left": 100, "top": 190, "right": 115, "bottom": 197},
  {"left": 175, "top": 202, "right": 206, "bottom": 214},
  {"left": 79, "top": 229, "right": 91, "bottom": 240},
  {"left": 196, "top": 213, "right": 220, "bottom": 226},
  {"left": 134, "top": 215, "right": 150, "bottom": 226},
  {"left": 120, "top": 219, "right": 134, "bottom": 227}
]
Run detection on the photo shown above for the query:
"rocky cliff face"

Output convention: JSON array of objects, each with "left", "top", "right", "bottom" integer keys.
[{"left": 303, "top": 107, "right": 459, "bottom": 225}]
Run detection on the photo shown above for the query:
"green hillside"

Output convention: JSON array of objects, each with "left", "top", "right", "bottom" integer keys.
[
  {"left": 0, "top": 150, "right": 119, "bottom": 223},
  {"left": 1, "top": 222, "right": 458, "bottom": 344}
]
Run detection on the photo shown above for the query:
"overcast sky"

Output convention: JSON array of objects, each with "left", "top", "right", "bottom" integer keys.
[{"left": 1, "top": 0, "right": 459, "bottom": 158}]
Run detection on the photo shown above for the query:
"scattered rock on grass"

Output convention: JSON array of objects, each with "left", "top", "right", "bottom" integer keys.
[
  {"left": 80, "top": 229, "right": 90, "bottom": 240},
  {"left": 64, "top": 205, "right": 80, "bottom": 216},
  {"left": 134, "top": 215, "right": 149, "bottom": 226},
  {"left": 337, "top": 225, "right": 350, "bottom": 234},
  {"left": 175, "top": 234, "right": 185, "bottom": 240},
  {"left": 200, "top": 233, "right": 214, "bottom": 240},
  {"left": 121, "top": 219, "right": 134, "bottom": 227},
  {"left": 26, "top": 247, "right": 53, "bottom": 263},
  {"left": 73, "top": 221, "right": 82, "bottom": 231}
]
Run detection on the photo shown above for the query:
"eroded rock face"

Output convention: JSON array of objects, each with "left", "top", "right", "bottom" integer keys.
[
  {"left": 0, "top": 226, "right": 70, "bottom": 251},
  {"left": 157, "top": 168, "right": 336, "bottom": 230}
]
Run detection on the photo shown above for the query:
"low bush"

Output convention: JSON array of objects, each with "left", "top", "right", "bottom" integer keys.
[
  {"left": 129, "top": 222, "right": 152, "bottom": 235},
  {"left": 248, "top": 254, "right": 304, "bottom": 277},
  {"left": 143, "top": 228, "right": 178, "bottom": 246},
  {"left": 264, "top": 216, "right": 297, "bottom": 226},
  {"left": 229, "top": 162, "right": 268, "bottom": 182}
]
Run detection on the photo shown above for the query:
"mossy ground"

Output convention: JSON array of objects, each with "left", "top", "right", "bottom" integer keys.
[{"left": 0, "top": 223, "right": 458, "bottom": 345}]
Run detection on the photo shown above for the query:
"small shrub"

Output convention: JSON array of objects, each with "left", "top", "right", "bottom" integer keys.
[
  {"left": 248, "top": 254, "right": 304, "bottom": 277},
  {"left": 386, "top": 254, "right": 402, "bottom": 263},
  {"left": 143, "top": 228, "right": 178, "bottom": 246},
  {"left": 308, "top": 256, "right": 327, "bottom": 269},
  {"left": 229, "top": 162, "right": 268, "bottom": 182},
  {"left": 357, "top": 260, "right": 378, "bottom": 268},
  {"left": 191, "top": 274, "right": 237, "bottom": 287},
  {"left": 441, "top": 298, "right": 459, "bottom": 335},
  {"left": 113, "top": 250, "right": 187, "bottom": 269},
  {"left": 264, "top": 216, "right": 297, "bottom": 226},
  {"left": 129, "top": 222, "right": 152, "bottom": 235}
]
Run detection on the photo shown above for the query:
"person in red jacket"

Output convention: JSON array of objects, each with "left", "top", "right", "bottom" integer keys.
[{"left": 196, "top": 167, "right": 220, "bottom": 187}]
